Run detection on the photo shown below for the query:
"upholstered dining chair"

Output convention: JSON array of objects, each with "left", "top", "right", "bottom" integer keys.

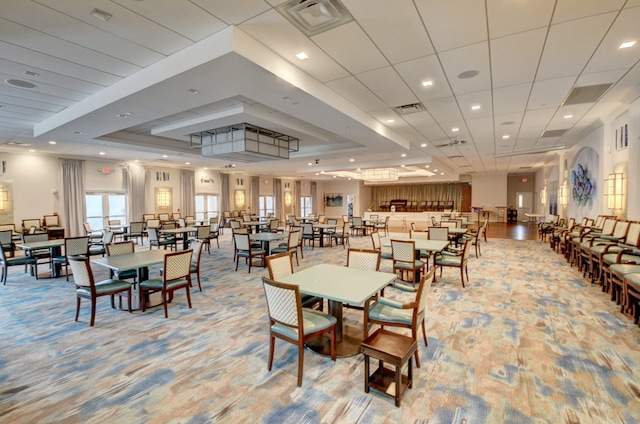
[
  {"left": 330, "top": 222, "right": 351, "bottom": 248},
  {"left": 434, "top": 237, "right": 472, "bottom": 287},
  {"left": 374, "top": 216, "right": 390, "bottom": 236},
  {"left": 391, "top": 239, "right": 425, "bottom": 284},
  {"left": 189, "top": 240, "right": 204, "bottom": 292},
  {"left": 271, "top": 230, "right": 301, "bottom": 265},
  {"left": 266, "top": 251, "right": 322, "bottom": 311},
  {"left": 261, "top": 276, "right": 336, "bottom": 387},
  {"left": 234, "top": 232, "right": 266, "bottom": 273},
  {"left": 68, "top": 256, "right": 132, "bottom": 327},
  {"left": 147, "top": 227, "right": 177, "bottom": 251},
  {"left": 0, "top": 230, "right": 15, "bottom": 259},
  {"left": 194, "top": 225, "right": 213, "bottom": 254},
  {"left": 106, "top": 241, "right": 137, "bottom": 285},
  {"left": 140, "top": 249, "right": 193, "bottom": 318},
  {"left": 301, "top": 223, "right": 321, "bottom": 249},
  {"left": 364, "top": 268, "right": 435, "bottom": 368},
  {"left": 346, "top": 248, "right": 381, "bottom": 271},
  {"left": 52, "top": 236, "right": 90, "bottom": 281},
  {"left": 370, "top": 231, "right": 392, "bottom": 260},
  {"left": 124, "top": 221, "right": 145, "bottom": 245},
  {"left": 83, "top": 222, "right": 103, "bottom": 242},
  {"left": 0, "top": 242, "right": 38, "bottom": 284}
]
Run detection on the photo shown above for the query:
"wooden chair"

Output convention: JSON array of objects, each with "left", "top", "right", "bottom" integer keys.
[
  {"left": 52, "top": 236, "right": 89, "bottom": 281},
  {"left": 261, "top": 276, "right": 336, "bottom": 387},
  {"left": 271, "top": 230, "right": 301, "bottom": 266},
  {"left": 330, "top": 222, "right": 351, "bottom": 248},
  {"left": 434, "top": 237, "right": 472, "bottom": 287},
  {"left": 345, "top": 248, "right": 381, "bottom": 310},
  {"left": 140, "top": 249, "right": 193, "bottom": 318},
  {"left": 68, "top": 256, "right": 132, "bottom": 326},
  {"left": 266, "top": 251, "right": 322, "bottom": 310},
  {"left": 147, "top": 227, "right": 177, "bottom": 251},
  {"left": 234, "top": 233, "right": 266, "bottom": 273},
  {"left": 370, "top": 231, "right": 392, "bottom": 260},
  {"left": 0, "top": 242, "right": 38, "bottom": 284},
  {"left": 391, "top": 239, "right": 425, "bottom": 284},
  {"left": 364, "top": 269, "right": 435, "bottom": 367},
  {"left": 106, "top": 241, "right": 137, "bottom": 285},
  {"left": 124, "top": 221, "right": 145, "bottom": 245},
  {"left": 189, "top": 240, "right": 204, "bottom": 292}
]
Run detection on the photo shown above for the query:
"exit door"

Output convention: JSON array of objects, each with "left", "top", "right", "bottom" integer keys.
[
  {"left": 461, "top": 185, "right": 471, "bottom": 212},
  {"left": 516, "top": 192, "right": 533, "bottom": 222}
]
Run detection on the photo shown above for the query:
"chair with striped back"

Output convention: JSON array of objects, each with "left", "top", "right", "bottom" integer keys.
[
  {"left": 266, "top": 251, "right": 322, "bottom": 311},
  {"left": 106, "top": 241, "right": 137, "bottom": 285},
  {"left": 140, "top": 249, "right": 193, "bottom": 318}
]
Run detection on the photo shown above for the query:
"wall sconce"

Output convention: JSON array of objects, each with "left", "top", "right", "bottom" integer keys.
[
  {"left": 235, "top": 190, "right": 245, "bottom": 208},
  {"left": 284, "top": 191, "right": 292, "bottom": 207},
  {"left": 0, "top": 189, "right": 7, "bottom": 211},
  {"left": 156, "top": 188, "right": 172, "bottom": 209},
  {"left": 559, "top": 183, "right": 569, "bottom": 206},
  {"left": 605, "top": 173, "right": 624, "bottom": 210},
  {"left": 540, "top": 187, "right": 547, "bottom": 205}
]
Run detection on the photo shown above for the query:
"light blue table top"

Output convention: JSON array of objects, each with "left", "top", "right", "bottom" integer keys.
[
  {"left": 279, "top": 264, "right": 396, "bottom": 305},
  {"left": 91, "top": 250, "right": 170, "bottom": 272}
]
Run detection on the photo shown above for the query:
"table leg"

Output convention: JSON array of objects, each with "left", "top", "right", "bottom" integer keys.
[
  {"left": 305, "top": 299, "right": 363, "bottom": 357},
  {"left": 319, "top": 229, "right": 325, "bottom": 247},
  {"left": 50, "top": 246, "right": 62, "bottom": 278}
]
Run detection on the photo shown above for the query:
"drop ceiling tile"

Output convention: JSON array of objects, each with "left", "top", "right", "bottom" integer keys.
[
  {"left": 357, "top": 66, "right": 418, "bottom": 108},
  {"left": 394, "top": 55, "right": 453, "bottom": 102},
  {"left": 423, "top": 97, "right": 464, "bottom": 123},
  {"left": 528, "top": 77, "right": 575, "bottom": 110},
  {"left": 192, "top": 0, "right": 271, "bottom": 25},
  {"left": 325, "top": 76, "right": 387, "bottom": 111},
  {"left": 439, "top": 42, "right": 491, "bottom": 95},
  {"left": 487, "top": 0, "right": 555, "bottom": 39},
  {"left": 493, "top": 84, "right": 531, "bottom": 116},
  {"left": 552, "top": 0, "right": 625, "bottom": 24},
  {"left": 490, "top": 29, "right": 546, "bottom": 88},
  {"left": 416, "top": 0, "right": 487, "bottom": 52}
]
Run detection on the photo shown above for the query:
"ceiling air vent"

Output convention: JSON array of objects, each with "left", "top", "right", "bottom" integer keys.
[
  {"left": 277, "top": 0, "right": 354, "bottom": 37},
  {"left": 541, "top": 129, "right": 567, "bottom": 138},
  {"left": 4, "top": 79, "right": 37, "bottom": 89},
  {"left": 4, "top": 141, "right": 32, "bottom": 147},
  {"left": 562, "top": 83, "right": 612, "bottom": 105},
  {"left": 394, "top": 102, "right": 424, "bottom": 115}
]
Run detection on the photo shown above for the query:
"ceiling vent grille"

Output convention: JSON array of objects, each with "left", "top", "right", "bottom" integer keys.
[
  {"left": 394, "top": 102, "right": 424, "bottom": 115},
  {"left": 541, "top": 129, "right": 567, "bottom": 138},
  {"left": 562, "top": 83, "right": 612, "bottom": 105},
  {"left": 277, "top": 0, "right": 354, "bottom": 37}
]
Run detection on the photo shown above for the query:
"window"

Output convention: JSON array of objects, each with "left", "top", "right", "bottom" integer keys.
[
  {"left": 259, "top": 195, "right": 274, "bottom": 218},
  {"left": 195, "top": 194, "right": 219, "bottom": 222},
  {"left": 300, "top": 196, "right": 312, "bottom": 217},
  {"left": 86, "top": 193, "right": 126, "bottom": 230}
]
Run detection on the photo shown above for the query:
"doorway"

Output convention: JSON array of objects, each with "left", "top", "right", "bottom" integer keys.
[
  {"left": 516, "top": 192, "right": 533, "bottom": 222},
  {"left": 461, "top": 185, "right": 471, "bottom": 212}
]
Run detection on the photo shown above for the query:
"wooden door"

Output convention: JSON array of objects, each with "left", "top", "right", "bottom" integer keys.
[{"left": 461, "top": 185, "right": 471, "bottom": 212}]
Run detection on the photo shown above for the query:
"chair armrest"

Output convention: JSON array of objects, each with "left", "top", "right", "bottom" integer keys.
[
  {"left": 391, "top": 281, "right": 417, "bottom": 293},
  {"left": 378, "top": 297, "right": 407, "bottom": 309}
]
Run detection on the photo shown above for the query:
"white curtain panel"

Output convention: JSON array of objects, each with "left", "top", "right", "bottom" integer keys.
[
  {"left": 124, "top": 164, "right": 146, "bottom": 223},
  {"left": 295, "top": 180, "right": 301, "bottom": 217},
  {"left": 180, "top": 169, "right": 195, "bottom": 217},
  {"left": 310, "top": 182, "right": 317, "bottom": 215},
  {"left": 220, "top": 173, "right": 230, "bottom": 213},
  {"left": 59, "top": 159, "right": 86, "bottom": 237},
  {"left": 251, "top": 176, "right": 259, "bottom": 215},
  {"left": 274, "top": 178, "right": 283, "bottom": 223}
]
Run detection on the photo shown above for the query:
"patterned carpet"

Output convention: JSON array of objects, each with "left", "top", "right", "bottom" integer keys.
[{"left": 1, "top": 231, "right": 639, "bottom": 423}]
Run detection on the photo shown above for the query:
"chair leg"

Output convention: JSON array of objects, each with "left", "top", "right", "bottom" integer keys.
[
  {"left": 185, "top": 285, "right": 192, "bottom": 309},
  {"left": 127, "top": 288, "right": 132, "bottom": 313},
  {"left": 75, "top": 297, "right": 81, "bottom": 321},
  {"left": 163, "top": 289, "right": 169, "bottom": 318},
  {"left": 297, "top": 340, "right": 304, "bottom": 387},
  {"left": 90, "top": 297, "right": 97, "bottom": 327},
  {"left": 268, "top": 335, "right": 275, "bottom": 371}
]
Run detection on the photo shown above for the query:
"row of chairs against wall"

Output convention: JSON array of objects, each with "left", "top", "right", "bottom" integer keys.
[
  {"left": 378, "top": 200, "right": 455, "bottom": 212},
  {"left": 545, "top": 214, "right": 640, "bottom": 327}
]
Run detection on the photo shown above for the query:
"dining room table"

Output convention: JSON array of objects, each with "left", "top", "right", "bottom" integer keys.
[
  {"left": 250, "top": 232, "right": 287, "bottom": 255},
  {"left": 15, "top": 239, "right": 66, "bottom": 278},
  {"left": 160, "top": 226, "right": 197, "bottom": 250},
  {"left": 91, "top": 249, "right": 170, "bottom": 310},
  {"left": 279, "top": 263, "right": 397, "bottom": 357},
  {"left": 312, "top": 223, "right": 337, "bottom": 247},
  {"left": 404, "top": 238, "right": 451, "bottom": 281},
  {"left": 243, "top": 221, "right": 267, "bottom": 234}
]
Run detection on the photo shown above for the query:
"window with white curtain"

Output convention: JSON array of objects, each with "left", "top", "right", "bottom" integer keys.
[
  {"left": 86, "top": 193, "right": 126, "bottom": 230},
  {"left": 300, "top": 196, "right": 312, "bottom": 217},
  {"left": 195, "top": 194, "right": 219, "bottom": 222},
  {"left": 259, "top": 195, "right": 274, "bottom": 218}
]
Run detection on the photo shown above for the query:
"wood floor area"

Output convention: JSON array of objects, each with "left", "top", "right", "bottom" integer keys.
[{"left": 387, "top": 222, "right": 541, "bottom": 241}]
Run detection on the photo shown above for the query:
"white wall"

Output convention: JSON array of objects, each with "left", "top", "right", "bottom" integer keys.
[
  {"left": 471, "top": 174, "right": 507, "bottom": 221},
  {"left": 319, "top": 180, "right": 360, "bottom": 218}
]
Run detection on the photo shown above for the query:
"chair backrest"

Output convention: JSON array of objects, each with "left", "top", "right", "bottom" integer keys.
[
  {"left": 163, "top": 250, "right": 192, "bottom": 282},
  {"left": 352, "top": 216, "right": 362, "bottom": 226},
  {"left": 178, "top": 218, "right": 186, "bottom": 228},
  {"left": 302, "top": 223, "right": 314, "bottom": 235},
  {"left": 234, "top": 233, "right": 251, "bottom": 250},
  {"left": 431, "top": 216, "right": 438, "bottom": 226},
  {"left": 266, "top": 252, "right": 294, "bottom": 280},
  {"left": 83, "top": 222, "right": 93, "bottom": 233},
  {"left": 416, "top": 268, "right": 436, "bottom": 316},
  {"left": 196, "top": 225, "right": 210, "bottom": 238},
  {"left": 370, "top": 231, "right": 381, "bottom": 251},
  {"left": 65, "top": 236, "right": 90, "bottom": 257},
  {"left": 612, "top": 220, "right": 630, "bottom": 240},
  {"left": 210, "top": 222, "right": 220, "bottom": 233},
  {"left": 288, "top": 230, "right": 300, "bottom": 249},
  {"left": 242, "top": 215, "right": 252, "bottom": 222},
  {"left": 107, "top": 241, "right": 134, "bottom": 256},
  {"left": 451, "top": 219, "right": 463, "bottom": 228},
  {"left": 391, "top": 239, "right": 416, "bottom": 263},
  {"left": 163, "top": 222, "right": 176, "bottom": 230},
  {"left": 147, "top": 227, "right": 159, "bottom": 242},
  {"left": 101, "top": 229, "right": 114, "bottom": 244},
  {"left": 566, "top": 217, "right": 576, "bottom": 230},
  {"left": 143, "top": 214, "right": 155, "bottom": 222},
  {"left": 342, "top": 215, "right": 349, "bottom": 223},
  {"left": 410, "top": 230, "right": 428, "bottom": 240},
  {"left": 230, "top": 220, "right": 241, "bottom": 229},
  {"left": 130, "top": 222, "right": 144, "bottom": 233},
  {"left": 410, "top": 222, "right": 416, "bottom": 231},
  {"left": 68, "top": 256, "right": 94, "bottom": 288},
  {"left": 428, "top": 227, "right": 449, "bottom": 241},
  {"left": 23, "top": 219, "right": 42, "bottom": 230},
  {"left": 269, "top": 219, "right": 279, "bottom": 231},
  {"left": 600, "top": 218, "right": 617, "bottom": 235},
  {"left": 461, "top": 237, "right": 473, "bottom": 261},
  {"left": 172, "top": 213, "right": 181, "bottom": 220},
  {"left": 347, "top": 248, "right": 381, "bottom": 271},
  {"left": 158, "top": 213, "right": 170, "bottom": 222},
  {"left": 28, "top": 226, "right": 37, "bottom": 234},
  {"left": 262, "top": 277, "right": 302, "bottom": 330},
  {"left": 146, "top": 219, "right": 161, "bottom": 229},
  {"left": 0, "top": 230, "right": 13, "bottom": 245},
  {"left": 43, "top": 215, "right": 60, "bottom": 227},
  {"left": 108, "top": 219, "right": 121, "bottom": 226},
  {"left": 22, "top": 233, "right": 48, "bottom": 243},
  {"left": 317, "top": 215, "right": 325, "bottom": 223},
  {"left": 327, "top": 218, "right": 337, "bottom": 226},
  {"left": 440, "top": 221, "right": 457, "bottom": 230},
  {"left": 624, "top": 222, "right": 640, "bottom": 248},
  {"left": 190, "top": 240, "right": 203, "bottom": 266}
]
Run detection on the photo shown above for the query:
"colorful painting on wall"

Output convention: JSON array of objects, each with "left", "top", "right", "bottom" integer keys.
[
  {"left": 571, "top": 163, "right": 594, "bottom": 206},
  {"left": 325, "top": 193, "right": 343, "bottom": 207}
]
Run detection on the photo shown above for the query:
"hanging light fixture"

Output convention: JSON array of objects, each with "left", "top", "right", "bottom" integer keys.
[{"left": 361, "top": 168, "right": 399, "bottom": 182}]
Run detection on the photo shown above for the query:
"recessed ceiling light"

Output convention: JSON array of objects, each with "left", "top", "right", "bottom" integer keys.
[
  {"left": 162, "top": 155, "right": 168, "bottom": 158},
  {"left": 452, "top": 127, "right": 459, "bottom": 132},
  {"left": 425, "top": 165, "right": 430, "bottom": 168},
  {"left": 356, "top": 168, "right": 361, "bottom": 171},
  {"left": 315, "top": 173, "right": 319, "bottom": 175},
  {"left": 308, "top": 162, "right": 312, "bottom": 166},
  {"left": 48, "top": 140, "right": 56, "bottom": 145},
  {"left": 99, "top": 152, "right": 106, "bottom": 155},
  {"left": 401, "top": 153, "right": 406, "bottom": 157},
  {"left": 619, "top": 41, "right": 636, "bottom": 49},
  {"left": 333, "top": 175, "right": 337, "bottom": 178},
  {"left": 401, "top": 164, "right": 406, "bottom": 168},
  {"left": 28, "top": 149, "right": 35, "bottom": 152},
  {"left": 421, "top": 143, "right": 427, "bottom": 147},
  {"left": 421, "top": 80, "right": 433, "bottom": 87},
  {"left": 387, "top": 119, "right": 395, "bottom": 123},
  {"left": 440, "top": 172, "right": 444, "bottom": 175},
  {"left": 4, "top": 79, "right": 37, "bottom": 89},
  {"left": 296, "top": 52, "right": 309, "bottom": 60},
  {"left": 502, "top": 135, "right": 509, "bottom": 140},
  {"left": 134, "top": 160, "right": 139, "bottom": 162},
  {"left": 203, "top": 167, "right": 207, "bottom": 170},
  {"left": 185, "top": 162, "right": 190, "bottom": 165},
  {"left": 434, "top": 169, "right": 438, "bottom": 172},
  {"left": 471, "top": 105, "right": 481, "bottom": 110},
  {"left": 349, "top": 158, "right": 354, "bottom": 162},
  {"left": 564, "top": 114, "right": 573, "bottom": 119}
]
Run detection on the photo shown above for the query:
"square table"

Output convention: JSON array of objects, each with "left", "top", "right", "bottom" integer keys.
[
  {"left": 243, "top": 221, "right": 267, "bottom": 234},
  {"left": 91, "top": 250, "right": 170, "bottom": 310},
  {"left": 312, "top": 223, "right": 337, "bottom": 247},
  {"left": 406, "top": 239, "right": 450, "bottom": 281},
  {"left": 250, "top": 232, "right": 287, "bottom": 255},
  {"left": 279, "top": 263, "right": 396, "bottom": 357},
  {"left": 160, "top": 226, "right": 197, "bottom": 250},
  {"left": 16, "top": 239, "right": 66, "bottom": 277}
]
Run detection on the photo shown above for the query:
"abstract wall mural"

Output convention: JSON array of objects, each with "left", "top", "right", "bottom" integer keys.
[
  {"left": 571, "top": 163, "right": 595, "bottom": 206},
  {"left": 568, "top": 146, "right": 599, "bottom": 217}
]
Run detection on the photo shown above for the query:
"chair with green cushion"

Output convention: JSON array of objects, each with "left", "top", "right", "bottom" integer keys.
[
  {"left": 140, "top": 249, "right": 193, "bottom": 318},
  {"left": 193, "top": 225, "right": 213, "bottom": 254},
  {"left": 21, "top": 232, "right": 52, "bottom": 270},
  {"left": 623, "top": 273, "right": 640, "bottom": 325},
  {"left": 364, "top": 268, "right": 434, "bottom": 368},
  {"left": 0, "top": 230, "right": 15, "bottom": 259},
  {"left": 0, "top": 243, "right": 38, "bottom": 284},
  {"left": 106, "top": 241, "right": 137, "bottom": 285},
  {"left": 370, "top": 231, "right": 392, "bottom": 260},
  {"left": 271, "top": 230, "right": 301, "bottom": 266},
  {"left": 83, "top": 222, "right": 103, "bottom": 242},
  {"left": 88, "top": 230, "right": 113, "bottom": 257},
  {"left": 330, "top": 222, "right": 351, "bottom": 248},
  {"left": 234, "top": 232, "right": 266, "bottom": 273},
  {"left": 52, "top": 236, "right": 89, "bottom": 281},
  {"left": 391, "top": 239, "right": 425, "bottom": 284},
  {"left": 345, "top": 248, "right": 381, "bottom": 310},
  {"left": 208, "top": 222, "right": 220, "bottom": 248},
  {"left": 266, "top": 251, "right": 322, "bottom": 311},
  {"left": 68, "top": 256, "right": 132, "bottom": 327},
  {"left": 374, "top": 216, "right": 390, "bottom": 236},
  {"left": 124, "top": 221, "right": 145, "bottom": 245},
  {"left": 261, "top": 276, "right": 336, "bottom": 387},
  {"left": 434, "top": 237, "right": 472, "bottom": 287},
  {"left": 147, "top": 227, "right": 177, "bottom": 251},
  {"left": 301, "top": 223, "right": 321, "bottom": 249}
]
